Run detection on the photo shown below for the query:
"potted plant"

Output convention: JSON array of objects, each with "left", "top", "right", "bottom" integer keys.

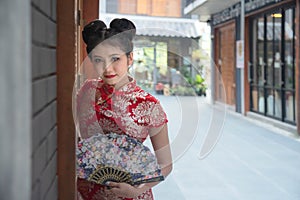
[{"left": 194, "top": 74, "right": 207, "bottom": 96}]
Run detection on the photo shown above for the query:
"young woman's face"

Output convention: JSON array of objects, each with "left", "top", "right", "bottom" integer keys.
[{"left": 91, "top": 43, "right": 133, "bottom": 85}]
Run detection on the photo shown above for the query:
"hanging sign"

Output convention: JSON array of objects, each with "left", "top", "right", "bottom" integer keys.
[{"left": 236, "top": 40, "right": 244, "bottom": 68}]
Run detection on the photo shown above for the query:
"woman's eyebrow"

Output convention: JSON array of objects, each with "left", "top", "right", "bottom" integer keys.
[
  {"left": 93, "top": 53, "right": 121, "bottom": 57},
  {"left": 109, "top": 53, "right": 121, "bottom": 57},
  {"left": 92, "top": 55, "right": 103, "bottom": 58}
]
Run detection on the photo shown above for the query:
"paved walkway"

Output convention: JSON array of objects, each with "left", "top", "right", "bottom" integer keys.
[{"left": 151, "top": 95, "right": 300, "bottom": 200}]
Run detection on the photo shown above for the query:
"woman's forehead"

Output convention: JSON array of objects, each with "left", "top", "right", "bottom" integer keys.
[{"left": 92, "top": 43, "right": 124, "bottom": 56}]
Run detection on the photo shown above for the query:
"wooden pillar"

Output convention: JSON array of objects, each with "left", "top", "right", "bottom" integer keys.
[
  {"left": 244, "top": 17, "right": 250, "bottom": 113},
  {"left": 57, "top": 0, "right": 77, "bottom": 199},
  {"left": 213, "top": 28, "right": 220, "bottom": 103},
  {"left": 57, "top": 0, "right": 99, "bottom": 199},
  {"left": 296, "top": 0, "right": 300, "bottom": 135}
]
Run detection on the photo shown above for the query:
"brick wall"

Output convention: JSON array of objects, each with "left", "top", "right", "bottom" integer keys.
[{"left": 31, "top": 0, "right": 58, "bottom": 199}]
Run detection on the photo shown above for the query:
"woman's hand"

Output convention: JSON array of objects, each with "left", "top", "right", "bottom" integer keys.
[{"left": 105, "top": 182, "right": 145, "bottom": 198}]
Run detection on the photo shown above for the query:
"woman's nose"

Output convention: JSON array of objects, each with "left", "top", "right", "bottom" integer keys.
[{"left": 104, "top": 62, "right": 113, "bottom": 71}]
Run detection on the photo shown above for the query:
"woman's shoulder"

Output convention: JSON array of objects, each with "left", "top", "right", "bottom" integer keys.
[
  {"left": 133, "top": 86, "right": 160, "bottom": 104},
  {"left": 76, "top": 79, "right": 103, "bottom": 99},
  {"left": 78, "top": 79, "right": 103, "bottom": 92},
  {"left": 81, "top": 78, "right": 102, "bottom": 88}
]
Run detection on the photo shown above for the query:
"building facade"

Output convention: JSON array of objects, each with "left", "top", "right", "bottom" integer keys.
[
  {"left": 105, "top": 0, "right": 182, "bottom": 17},
  {"left": 184, "top": 0, "right": 300, "bottom": 135}
]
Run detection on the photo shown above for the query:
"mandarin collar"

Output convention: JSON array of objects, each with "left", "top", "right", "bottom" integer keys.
[{"left": 98, "top": 76, "right": 136, "bottom": 95}]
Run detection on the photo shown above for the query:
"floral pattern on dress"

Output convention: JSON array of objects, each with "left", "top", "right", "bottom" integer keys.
[
  {"left": 131, "top": 101, "right": 155, "bottom": 125},
  {"left": 76, "top": 77, "right": 168, "bottom": 200},
  {"left": 149, "top": 103, "right": 168, "bottom": 128}
]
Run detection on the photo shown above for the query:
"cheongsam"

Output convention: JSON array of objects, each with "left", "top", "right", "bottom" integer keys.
[{"left": 76, "top": 77, "right": 168, "bottom": 200}]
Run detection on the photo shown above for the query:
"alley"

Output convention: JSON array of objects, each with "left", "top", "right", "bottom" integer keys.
[{"left": 152, "top": 95, "right": 300, "bottom": 200}]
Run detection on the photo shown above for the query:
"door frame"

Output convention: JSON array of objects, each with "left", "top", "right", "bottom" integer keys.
[{"left": 57, "top": 0, "right": 99, "bottom": 199}]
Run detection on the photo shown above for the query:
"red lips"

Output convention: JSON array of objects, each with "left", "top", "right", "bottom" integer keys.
[{"left": 104, "top": 74, "right": 117, "bottom": 79}]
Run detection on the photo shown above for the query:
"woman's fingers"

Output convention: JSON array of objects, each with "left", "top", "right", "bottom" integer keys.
[
  {"left": 105, "top": 182, "right": 140, "bottom": 198},
  {"left": 106, "top": 181, "right": 120, "bottom": 188}
]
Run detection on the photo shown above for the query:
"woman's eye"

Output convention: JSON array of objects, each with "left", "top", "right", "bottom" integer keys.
[
  {"left": 111, "top": 57, "right": 120, "bottom": 62},
  {"left": 93, "top": 58, "right": 103, "bottom": 63}
]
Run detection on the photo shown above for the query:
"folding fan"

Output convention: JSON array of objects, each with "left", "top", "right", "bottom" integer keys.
[{"left": 76, "top": 132, "right": 164, "bottom": 186}]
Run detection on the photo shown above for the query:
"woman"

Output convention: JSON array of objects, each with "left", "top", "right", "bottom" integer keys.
[{"left": 75, "top": 18, "right": 172, "bottom": 200}]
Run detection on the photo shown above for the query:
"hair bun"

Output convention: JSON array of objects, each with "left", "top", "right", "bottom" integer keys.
[
  {"left": 82, "top": 20, "right": 107, "bottom": 44},
  {"left": 82, "top": 18, "right": 136, "bottom": 54},
  {"left": 109, "top": 18, "right": 136, "bottom": 40}
]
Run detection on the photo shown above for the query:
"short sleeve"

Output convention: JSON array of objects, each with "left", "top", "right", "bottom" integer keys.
[
  {"left": 149, "top": 101, "right": 168, "bottom": 128},
  {"left": 148, "top": 101, "right": 168, "bottom": 137}
]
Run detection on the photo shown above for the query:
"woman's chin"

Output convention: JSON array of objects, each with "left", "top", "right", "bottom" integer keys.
[
  {"left": 104, "top": 81, "right": 116, "bottom": 86},
  {"left": 103, "top": 78, "right": 118, "bottom": 86}
]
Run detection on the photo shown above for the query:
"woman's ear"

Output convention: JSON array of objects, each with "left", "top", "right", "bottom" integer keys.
[{"left": 127, "top": 52, "right": 133, "bottom": 66}]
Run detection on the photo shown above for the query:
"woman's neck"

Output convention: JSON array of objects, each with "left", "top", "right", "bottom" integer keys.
[{"left": 111, "top": 74, "right": 130, "bottom": 90}]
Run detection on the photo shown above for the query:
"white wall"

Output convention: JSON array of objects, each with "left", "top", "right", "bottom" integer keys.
[{"left": 0, "top": 0, "right": 31, "bottom": 200}]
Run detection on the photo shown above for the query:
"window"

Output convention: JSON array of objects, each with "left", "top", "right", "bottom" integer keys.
[{"left": 250, "top": 6, "right": 296, "bottom": 124}]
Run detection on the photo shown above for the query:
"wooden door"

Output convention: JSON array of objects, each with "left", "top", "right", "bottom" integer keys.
[{"left": 215, "top": 22, "right": 236, "bottom": 106}]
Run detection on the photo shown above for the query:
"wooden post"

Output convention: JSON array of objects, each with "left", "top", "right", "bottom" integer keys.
[
  {"left": 57, "top": 0, "right": 77, "bottom": 199},
  {"left": 244, "top": 17, "right": 250, "bottom": 113},
  {"left": 57, "top": 0, "right": 99, "bottom": 199}
]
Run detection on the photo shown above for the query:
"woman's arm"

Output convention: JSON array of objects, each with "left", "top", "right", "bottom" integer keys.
[
  {"left": 106, "top": 124, "right": 173, "bottom": 198},
  {"left": 150, "top": 124, "right": 173, "bottom": 178}
]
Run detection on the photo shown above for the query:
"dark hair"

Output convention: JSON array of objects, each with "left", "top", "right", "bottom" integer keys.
[{"left": 82, "top": 18, "right": 136, "bottom": 55}]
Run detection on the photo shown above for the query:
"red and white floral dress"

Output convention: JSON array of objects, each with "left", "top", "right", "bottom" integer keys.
[{"left": 76, "top": 77, "right": 168, "bottom": 200}]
